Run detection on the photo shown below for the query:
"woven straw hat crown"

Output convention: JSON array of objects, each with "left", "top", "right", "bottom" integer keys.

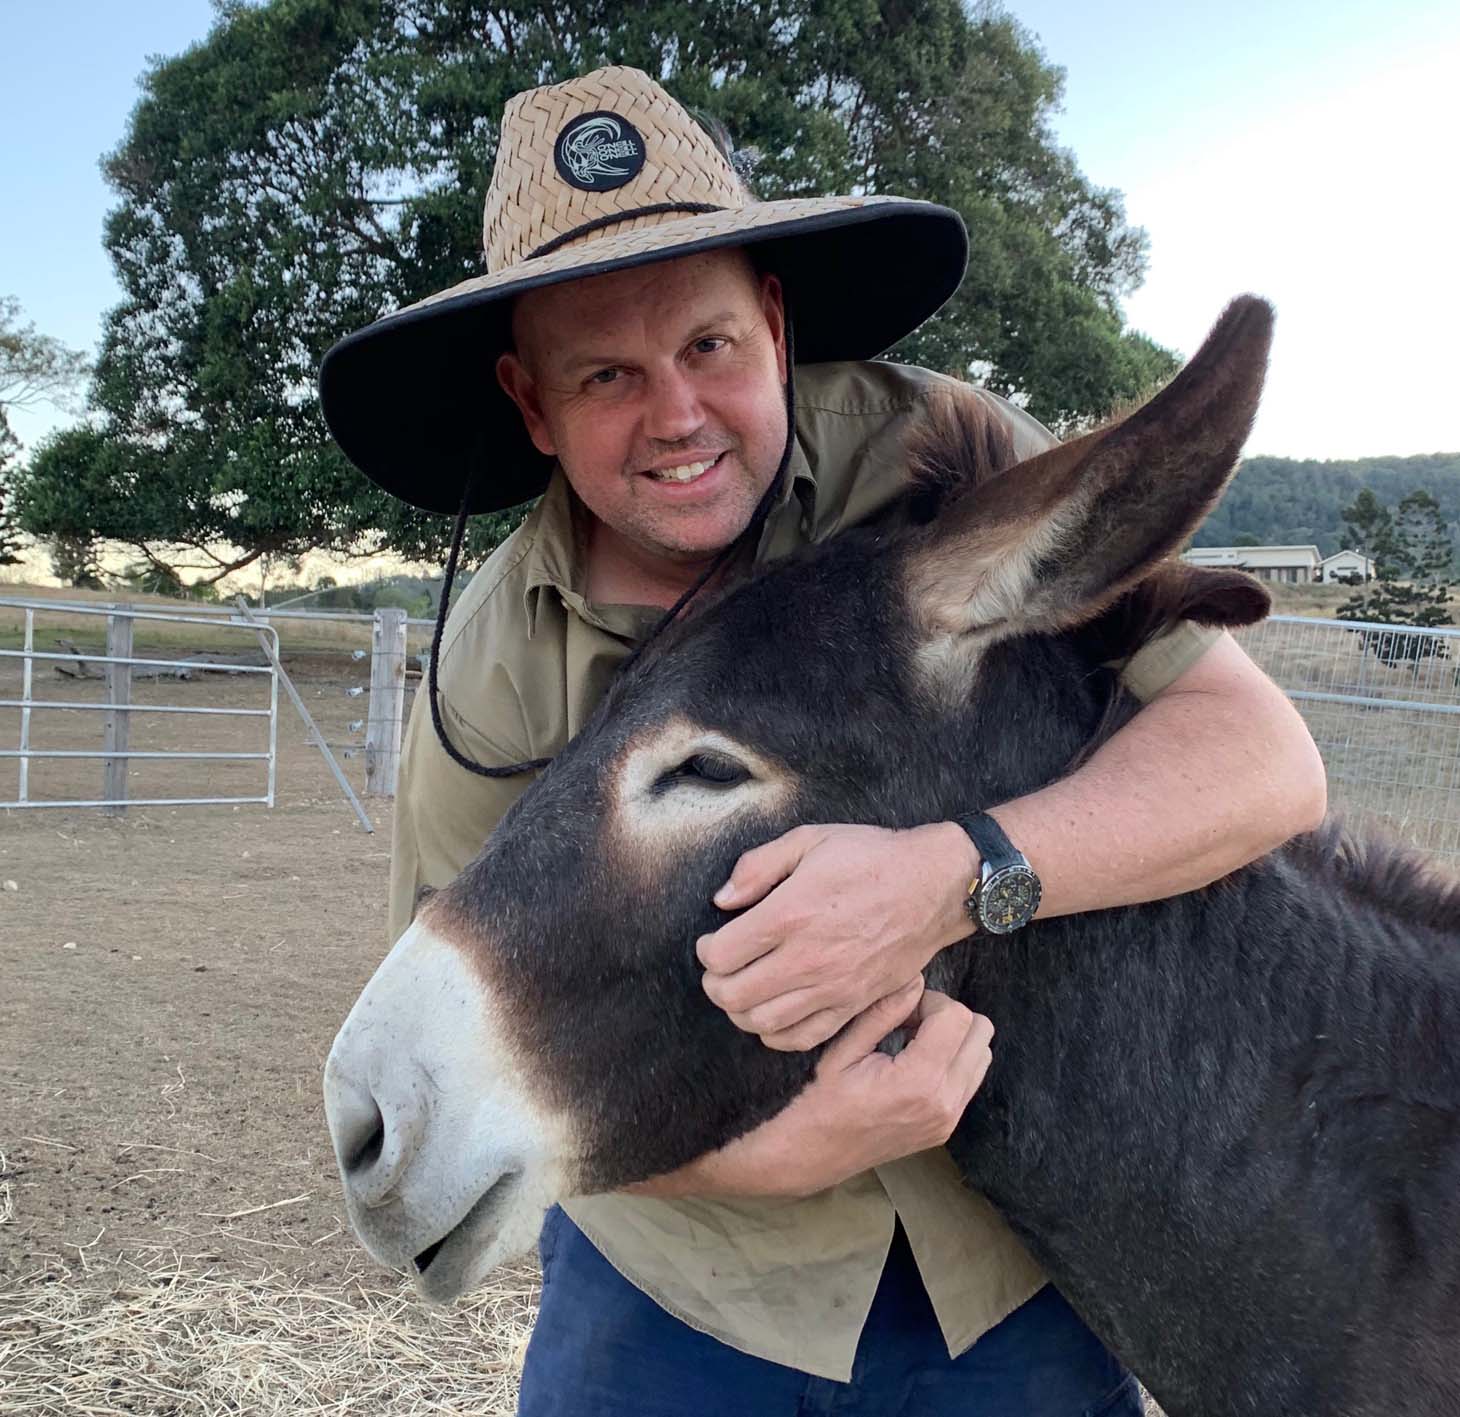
[{"left": 484, "top": 67, "right": 746, "bottom": 271}]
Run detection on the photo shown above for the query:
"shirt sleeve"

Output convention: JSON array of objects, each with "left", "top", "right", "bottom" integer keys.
[
  {"left": 387, "top": 681, "right": 540, "bottom": 946},
  {"left": 1115, "top": 620, "right": 1224, "bottom": 703}
]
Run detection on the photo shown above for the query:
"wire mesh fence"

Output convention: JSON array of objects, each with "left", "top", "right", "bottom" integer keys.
[{"left": 1237, "top": 614, "right": 1460, "bottom": 863}]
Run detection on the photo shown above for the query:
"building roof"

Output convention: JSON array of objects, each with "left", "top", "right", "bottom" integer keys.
[{"left": 1183, "top": 545, "right": 1321, "bottom": 567}]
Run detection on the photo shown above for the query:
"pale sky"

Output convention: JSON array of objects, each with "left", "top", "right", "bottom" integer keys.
[{"left": 3, "top": 0, "right": 1458, "bottom": 462}]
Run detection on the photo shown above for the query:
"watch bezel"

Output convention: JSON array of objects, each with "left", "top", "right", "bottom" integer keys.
[{"left": 975, "top": 862, "right": 1042, "bottom": 935}]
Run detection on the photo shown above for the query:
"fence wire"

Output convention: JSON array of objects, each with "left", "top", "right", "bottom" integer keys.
[{"left": 1238, "top": 615, "right": 1460, "bottom": 863}]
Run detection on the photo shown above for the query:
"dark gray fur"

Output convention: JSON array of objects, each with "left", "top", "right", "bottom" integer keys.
[{"left": 439, "top": 299, "right": 1460, "bottom": 1415}]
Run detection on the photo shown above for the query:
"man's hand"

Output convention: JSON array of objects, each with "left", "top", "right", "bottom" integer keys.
[
  {"left": 626, "top": 980, "right": 994, "bottom": 1201},
  {"left": 697, "top": 822, "right": 977, "bottom": 1050}
]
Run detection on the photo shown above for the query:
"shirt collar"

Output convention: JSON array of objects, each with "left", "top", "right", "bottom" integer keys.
[{"left": 521, "top": 468, "right": 588, "bottom": 639}]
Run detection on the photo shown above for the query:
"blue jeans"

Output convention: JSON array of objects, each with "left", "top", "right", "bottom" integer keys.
[{"left": 518, "top": 1208, "right": 1141, "bottom": 1416}]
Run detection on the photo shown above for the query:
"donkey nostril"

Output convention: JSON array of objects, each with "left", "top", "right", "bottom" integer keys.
[{"left": 346, "top": 1101, "right": 386, "bottom": 1175}]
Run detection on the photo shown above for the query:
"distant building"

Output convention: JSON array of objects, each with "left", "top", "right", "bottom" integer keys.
[
  {"left": 1317, "top": 549, "right": 1375, "bottom": 583},
  {"left": 1182, "top": 545, "right": 1322, "bottom": 584}
]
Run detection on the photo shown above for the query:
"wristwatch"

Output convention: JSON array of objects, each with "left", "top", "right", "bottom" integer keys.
[{"left": 956, "top": 811, "right": 1042, "bottom": 935}]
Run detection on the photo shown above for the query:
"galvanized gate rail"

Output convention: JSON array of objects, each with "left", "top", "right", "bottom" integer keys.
[
  {"left": 1240, "top": 614, "right": 1460, "bottom": 863},
  {"left": 0, "top": 596, "right": 279, "bottom": 811},
  {"left": 6, "top": 599, "right": 1460, "bottom": 858}
]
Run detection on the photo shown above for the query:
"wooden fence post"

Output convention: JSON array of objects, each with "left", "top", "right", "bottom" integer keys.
[
  {"left": 103, "top": 605, "right": 134, "bottom": 815},
  {"left": 365, "top": 607, "right": 408, "bottom": 797}
]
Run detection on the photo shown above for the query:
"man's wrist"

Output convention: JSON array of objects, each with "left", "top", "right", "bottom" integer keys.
[{"left": 918, "top": 820, "right": 982, "bottom": 946}]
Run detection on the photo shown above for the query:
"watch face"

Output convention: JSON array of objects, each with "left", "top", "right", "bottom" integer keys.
[{"left": 979, "top": 866, "right": 1042, "bottom": 934}]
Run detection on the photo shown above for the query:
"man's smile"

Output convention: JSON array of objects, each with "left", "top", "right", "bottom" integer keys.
[{"left": 640, "top": 450, "right": 729, "bottom": 488}]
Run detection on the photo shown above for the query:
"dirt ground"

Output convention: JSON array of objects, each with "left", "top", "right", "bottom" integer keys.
[
  {"left": 0, "top": 638, "right": 402, "bottom": 1271},
  {"left": 2, "top": 591, "right": 1450, "bottom": 1412},
  {"left": 0, "top": 632, "right": 547, "bottom": 1412}
]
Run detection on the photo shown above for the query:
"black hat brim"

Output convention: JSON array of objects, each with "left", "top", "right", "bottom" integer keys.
[{"left": 319, "top": 201, "right": 967, "bottom": 515}]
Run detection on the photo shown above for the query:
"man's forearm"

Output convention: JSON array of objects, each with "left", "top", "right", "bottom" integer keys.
[
  {"left": 626, "top": 1153, "right": 747, "bottom": 1200},
  {"left": 926, "top": 633, "right": 1327, "bottom": 934}
]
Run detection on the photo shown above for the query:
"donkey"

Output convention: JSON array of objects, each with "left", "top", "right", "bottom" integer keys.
[{"left": 324, "top": 297, "right": 1460, "bottom": 1417}]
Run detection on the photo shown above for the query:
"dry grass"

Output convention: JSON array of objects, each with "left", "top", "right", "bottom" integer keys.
[
  {"left": 0, "top": 1258, "right": 540, "bottom": 1416},
  {"left": 1264, "top": 580, "right": 1460, "bottom": 620},
  {"left": 0, "top": 1150, "right": 15, "bottom": 1229},
  {"left": 0, "top": 1258, "right": 1171, "bottom": 1416}
]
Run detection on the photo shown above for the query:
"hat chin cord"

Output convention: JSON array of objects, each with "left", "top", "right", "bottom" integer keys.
[{"left": 427, "top": 312, "right": 798, "bottom": 780}]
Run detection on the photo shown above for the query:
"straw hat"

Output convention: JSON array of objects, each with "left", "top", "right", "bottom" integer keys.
[{"left": 319, "top": 66, "right": 968, "bottom": 515}]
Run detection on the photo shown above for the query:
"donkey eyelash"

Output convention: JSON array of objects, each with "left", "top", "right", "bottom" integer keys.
[{"left": 656, "top": 753, "right": 750, "bottom": 792}]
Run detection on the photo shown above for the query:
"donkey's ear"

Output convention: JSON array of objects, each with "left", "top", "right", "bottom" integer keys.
[
  {"left": 904, "top": 296, "right": 1274, "bottom": 645},
  {"left": 1075, "top": 563, "right": 1271, "bottom": 667}
]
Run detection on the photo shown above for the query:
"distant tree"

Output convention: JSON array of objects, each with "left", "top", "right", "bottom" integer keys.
[
  {"left": 0, "top": 296, "right": 90, "bottom": 568},
  {"left": 48, "top": 535, "right": 107, "bottom": 590},
  {"left": 1337, "top": 486, "right": 1454, "bottom": 666},
  {"left": 0, "top": 296, "right": 89, "bottom": 416},
  {"left": 1193, "top": 452, "right": 1460, "bottom": 561},
  {"left": 116, "top": 559, "right": 187, "bottom": 597},
  {"left": 0, "top": 414, "right": 21, "bottom": 566},
  {"left": 1337, "top": 488, "right": 1396, "bottom": 620},
  {"left": 1391, "top": 489, "right": 1455, "bottom": 627},
  {"left": 15, "top": 0, "right": 1175, "bottom": 578},
  {"left": 1233, "top": 531, "right": 1262, "bottom": 548}
]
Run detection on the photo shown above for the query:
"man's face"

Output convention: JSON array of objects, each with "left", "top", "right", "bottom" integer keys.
[{"left": 497, "top": 250, "right": 788, "bottom": 565}]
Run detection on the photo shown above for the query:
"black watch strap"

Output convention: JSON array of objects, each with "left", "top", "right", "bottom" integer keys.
[{"left": 955, "top": 811, "right": 1023, "bottom": 873}]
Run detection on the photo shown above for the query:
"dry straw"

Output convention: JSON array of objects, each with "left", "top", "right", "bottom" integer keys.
[
  {"left": 0, "top": 1257, "right": 540, "bottom": 1416},
  {"left": 0, "top": 1149, "right": 15, "bottom": 1228},
  {"left": 0, "top": 1251, "right": 1169, "bottom": 1414}
]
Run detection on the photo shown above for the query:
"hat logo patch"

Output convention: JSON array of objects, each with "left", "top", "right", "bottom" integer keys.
[{"left": 554, "top": 112, "right": 646, "bottom": 191}]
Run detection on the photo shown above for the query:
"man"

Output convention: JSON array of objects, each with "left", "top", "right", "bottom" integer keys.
[{"left": 321, "top": 66, "right": 1326, "bottom": 1415}]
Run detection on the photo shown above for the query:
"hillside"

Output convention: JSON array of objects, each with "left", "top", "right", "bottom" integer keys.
[{"left": 1194, "top": 451, "right": 1460, "bottom": 554}]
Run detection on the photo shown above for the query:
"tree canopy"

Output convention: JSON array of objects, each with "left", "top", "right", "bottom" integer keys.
[
  {"left": 1193, "top": 452, "right": 1460, "bottom": 564},
  {"left": 17, "top": 0, "right": 1177, "bottom": 578},
  {"left": 1335, "top": 486, "right": 1455, "bottom": 663},
  {"left": 0, "top": 296, "right": 90, "bottom": 566}
]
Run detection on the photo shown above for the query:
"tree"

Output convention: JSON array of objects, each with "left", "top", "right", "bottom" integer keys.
[
  {"left": 1390, "top": 489, "right": 1455, "bottom": 628},
  {"left": 1337, "top": 487, "right": 1395, "bottom": 620},
  {"left": 0, "top": 296, "right": 89, "bottom": 416},
  {"left": 48, "top": 535, "right": 107, "bottom": 590},
  {"left": 0, "top": 413, "right": 21, "bottom": 567},
  {"left": 16, "top": 0, "right": 1176, "bottom": 577},
  {"left": 0, "top": 296, "right": 90, "bottom": 567},
  {"left": 1192, "top": 452, "right": 1460, "bottom": 559},
  {"left": 1337, "top": 486, "right": 1455, "bottom": 666}
]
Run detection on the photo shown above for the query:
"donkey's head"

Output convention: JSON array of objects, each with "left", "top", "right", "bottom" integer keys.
[{"left": 324, "top": 298, "right": 1274, "bottom": 1299}]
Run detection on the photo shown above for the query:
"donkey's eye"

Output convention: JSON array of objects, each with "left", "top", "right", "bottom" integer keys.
[{"left": 659, "top": 753, "right": 750, "bottom": 791}]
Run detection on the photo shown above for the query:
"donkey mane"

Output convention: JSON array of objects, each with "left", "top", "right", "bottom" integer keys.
[
  {"left": 1296, "top": 820, "right": 1460, "bottom": 936},
  {"left": 901, "top": 385, "right": 1019, "bottom": 523}
]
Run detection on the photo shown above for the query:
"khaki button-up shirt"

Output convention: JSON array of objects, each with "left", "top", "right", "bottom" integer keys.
[{"left": 389, "top": 360, "right": 1218, "bottom": 1380}]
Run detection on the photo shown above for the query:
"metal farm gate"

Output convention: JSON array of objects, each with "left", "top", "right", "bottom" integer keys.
[
  {"left": 0, "top": 596, "right": 279, "bottom": 812},
  {"left": 1239, "top": 614, "right": 1460, "bottom": 863},
  {"left": 5, "top": 599, "right": 1460, "bottom": 864}
]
